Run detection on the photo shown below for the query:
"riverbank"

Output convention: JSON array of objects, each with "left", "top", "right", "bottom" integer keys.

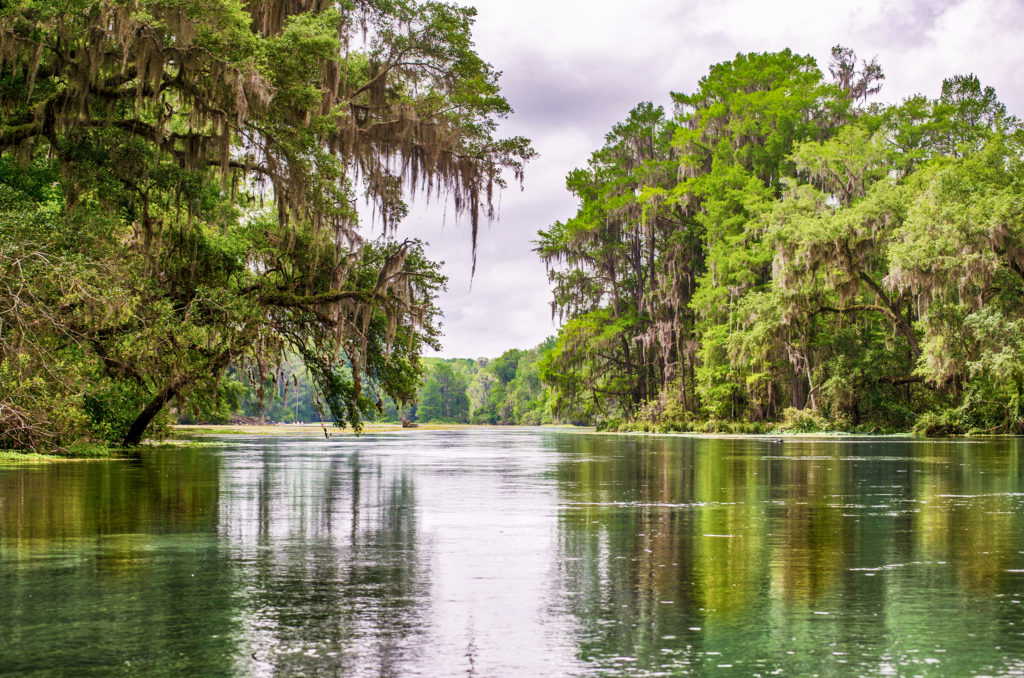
[
  {"left": 0, "top": 424, "right": 570, "bottom": 462},
  {"left": 174, "top": 423, "right": 926, "bottom": 441},
  {"left": 1, "top": 421, "right": 985, "bottom": 464},
  {"left": 0, "top": 449, "right": 133, "bottom": 463},
  {"left": 0, "top": 450, "right": 72, "bottom": 463},
  {"left": 171, "top": 422, "right": 532, "bottom": 437}
]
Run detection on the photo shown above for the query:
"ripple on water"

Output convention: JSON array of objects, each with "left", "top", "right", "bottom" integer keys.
[{"left": 3, "top": 430, "right": 1024, "bottom": 676}]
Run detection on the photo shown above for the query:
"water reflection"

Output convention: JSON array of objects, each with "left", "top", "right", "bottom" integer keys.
[
  {"left": 219, "top": 439, "right": 429, "bottom": 676},
  {"left": 0, "top": 450, "right": 235, "bottom": 676},
  {"left": 1, "top": 432, "right": 1024, "bottom": 676},
  {"left": 554, "top": 435, "right": 1024, "bottom": 675}
]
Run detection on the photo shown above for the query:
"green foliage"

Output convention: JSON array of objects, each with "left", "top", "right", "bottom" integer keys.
[
  {"left": 536, "top": 102, "right": 691, "bottom": 424},
  {"left": 777, "top": 407, "right": 830, "bottom": 433},
  {"left": 371, "top": 338, "right": 556, "bottom": 425},
  {"left": 541, "top": 47, "right": 1024, "bottom": 436},
  {"left": 416, "top": 362, "right": 470, "bottom": 422},
  {"left": 0, "top": 0, "right": 531, "bottom": 451}
]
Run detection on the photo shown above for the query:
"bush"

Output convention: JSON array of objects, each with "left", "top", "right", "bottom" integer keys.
[
  {"left": 596, "top": 417, "right": 622, "bottom": 432},
  {"left": 913, "top": 408, "right": 966, "bottom": 436},
  {"left": 778, "top": 407, "right": 829, "bottom": 433}
]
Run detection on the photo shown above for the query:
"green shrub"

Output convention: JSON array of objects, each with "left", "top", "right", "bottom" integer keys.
[
  {"left": 779, "top": 407, "right": 829, "bottom": 433},
  {"left": 913, "top": 408, "right": 966, "bottom": 436}
]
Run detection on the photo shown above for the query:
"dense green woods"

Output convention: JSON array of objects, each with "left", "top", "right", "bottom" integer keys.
[
  {"left": 386, "top": 339, "right": 555, "bottom": 424},
  {"left": 1, "top": 0, "right": 1021, "bottom": 455},
  {"left": 0, "top": 0, "right": 530, "bottom": 452},
  {"left": 183, "top": 340, "right": 555, "bottom": 426},
  {"left": 539, "top": 48, "right": 1024, "bottom": 434}
]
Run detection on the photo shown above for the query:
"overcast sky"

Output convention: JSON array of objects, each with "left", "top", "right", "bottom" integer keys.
[{"left": 395, "top": 0, "right": 1024, "bottom": 359}]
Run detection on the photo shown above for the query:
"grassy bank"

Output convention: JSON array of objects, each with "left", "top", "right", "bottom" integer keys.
[
  {"left": 601, "top": 406, "right": 945, "bottom": 437},
  {"left": 0, "top": 448, "right": 131, "bottom": 463},
  {"left": 1, "top": 423, "right": 577, "bottom": 461}
]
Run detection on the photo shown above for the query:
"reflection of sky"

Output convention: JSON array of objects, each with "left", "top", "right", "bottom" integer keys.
[
  {"left": 209, "top": 432, "right": 1024, "bottom": 676},
  {"left": 392, "top": 0, "right": 1024, "bottom": 358},
  {"left": 412, "top": 431, "right": 582, "bottom": 676},
  {"left": 215, "top": 431, "right": 585, "bottom": 676},
  {"left": 5, "top": 433, "right": 1024, "bottom": 675}
]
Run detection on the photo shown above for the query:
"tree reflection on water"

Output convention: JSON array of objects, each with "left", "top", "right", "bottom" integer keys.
[{"left": 553, "top": 435, "right": 1024, "bottom": 675}]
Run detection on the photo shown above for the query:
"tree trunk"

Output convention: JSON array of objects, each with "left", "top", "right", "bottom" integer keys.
[
  {"left": 121, "top": 375, "right": 190, "bottom": 446},
  {"left": 857, "top": 271, "right": 920, "bottom": 357}
]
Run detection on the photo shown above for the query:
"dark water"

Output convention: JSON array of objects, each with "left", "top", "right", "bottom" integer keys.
[{"left": 2, "top": 431, "right": 1024, "bottom": 676}]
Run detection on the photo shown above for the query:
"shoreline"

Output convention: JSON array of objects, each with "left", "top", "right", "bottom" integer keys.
[
  {"left": 3, "top": 424, "right": 1014, "bottom": 464},
  {"left": 170, "top": 422, "right": 567, "bottom": 436}
]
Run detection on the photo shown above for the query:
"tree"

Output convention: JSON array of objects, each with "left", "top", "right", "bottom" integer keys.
[
  {"left": 0, "top": 0, "right": 532, "bottom": 451},
  {"left": 931, "top": 74, "right": 1014, "bottom": 157},
  {"left": 467, "top": 369, "right": 497, "bottom": 419},
  {"left": 677, "top": 49, "right": 846, "bottom": 421},
  {"left": 539, "top": 47, "right": 1024, "bottom": 434},
  {"left": 416, "top": 362, "right": 469, "bottom": 422},
  {"left": 537, "top": 102, "right": 691, "bottom": 423},
  {"left": 828, "top": 44, "right": 884, "bottom": 108},
  {"left": 888, "top": 137, "right": 1024, "bottom": 431}
]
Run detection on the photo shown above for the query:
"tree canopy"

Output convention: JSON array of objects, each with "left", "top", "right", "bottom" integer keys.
[
  {"left": 539, "top": 47, "right": 1024, "bottom": 435},
  {"left": 0, "top": 0, "right": 532, "bottom": 452}
]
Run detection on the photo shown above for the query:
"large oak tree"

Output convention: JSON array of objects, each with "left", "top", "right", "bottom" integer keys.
[{"left": 0, "top": 0, "right": 532, "bottom": 451}]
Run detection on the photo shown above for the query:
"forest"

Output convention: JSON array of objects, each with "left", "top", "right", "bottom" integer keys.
[
  {"left": 388, "top": 340, "right": 554, "bottom": 425},
  {"left": 0, "top": 0, "right": 531, "bottom": 453},
  {"left": 194, "top": 339, "right": 555, "bottom": 426},
  {"left": 538, "top": 47, "right": 1024, "bottom": 435},
  {"left": 0, "top": 0, "right": 1021, "bottom": 455}
]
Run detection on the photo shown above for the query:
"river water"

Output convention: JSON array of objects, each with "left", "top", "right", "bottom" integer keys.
[{"left": 2, "top": 430, "right": 1024, "bottom": 676}]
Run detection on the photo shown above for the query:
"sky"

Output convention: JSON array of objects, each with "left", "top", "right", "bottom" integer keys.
[{"left": 396, "top": 0, "right": 1024, "bottom": 358}]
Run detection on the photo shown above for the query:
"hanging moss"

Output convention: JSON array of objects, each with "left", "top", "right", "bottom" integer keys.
[{"left": 0, "top": 0, "right": 532, "bottom": 451}]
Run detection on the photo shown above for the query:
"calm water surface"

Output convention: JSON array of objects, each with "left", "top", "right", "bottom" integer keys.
[{"left": 2, "top": 430, "right": 1024, "bottom": 676}]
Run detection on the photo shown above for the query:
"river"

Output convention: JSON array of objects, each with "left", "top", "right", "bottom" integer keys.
[{"left": 2, "top": 429, "right": 1024, "bottom": 676}]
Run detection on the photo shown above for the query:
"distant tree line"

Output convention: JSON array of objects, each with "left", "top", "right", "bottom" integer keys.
[
  {"left": 184, "top": 339, "right": 557, "bottom": 426},
  {"left": 386, "top": 338, "right": 556, "bottom": 425},
  {"left": 538, "top": 47, "right": 1024, "bottom": 435}
]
